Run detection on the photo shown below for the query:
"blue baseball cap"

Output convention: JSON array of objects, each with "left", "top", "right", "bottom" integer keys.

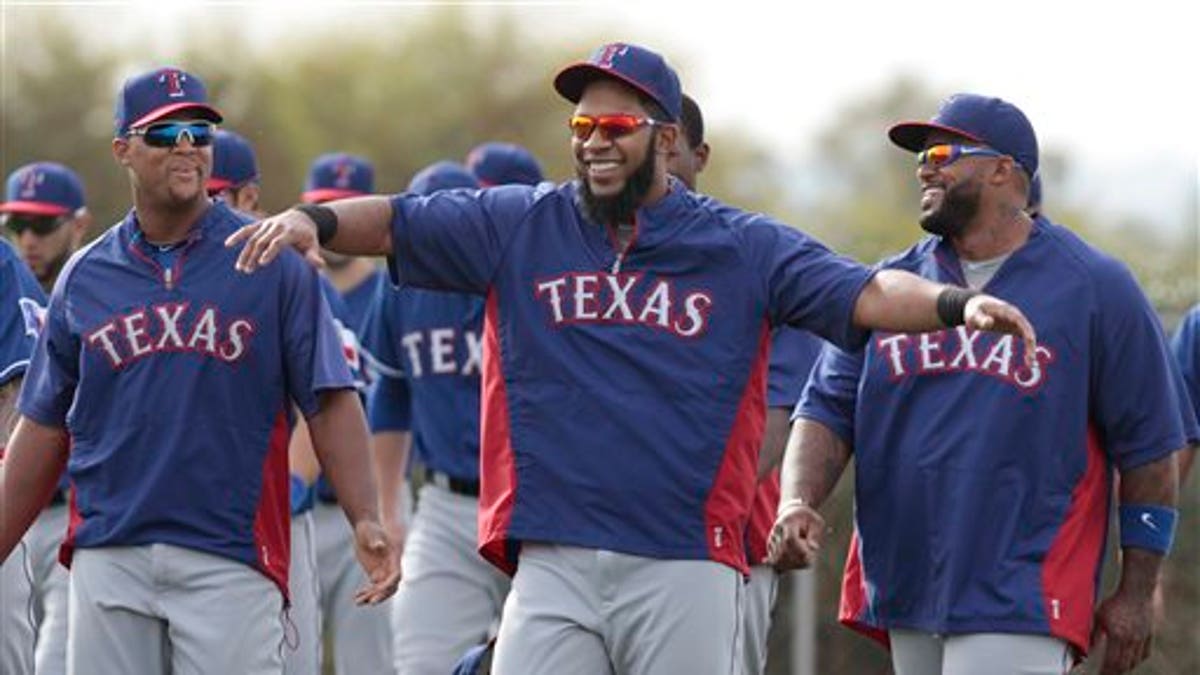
[
  {"left": 301, "top": 153, "right": 375, "bottom": 203},
  {"left": 465, "top": 142, "right": 544, "bottom": 187},
  {"left": 889, "top": 93, "right": 1039, "bottom": 178},
  {"left": 1, "top": 162, "right": 86, "bottom": 216},
  {"left": 554, "top": 42, "right": 682, "bottom": 121},
  {"left": 208, "top": 130, "right": 259, "bottom": 193},
  {"left": 114, "top": 66, "right": 222, "bottom": 136},
  {"left": 409, "top": 161, "right": 480, "bottom": 195}
]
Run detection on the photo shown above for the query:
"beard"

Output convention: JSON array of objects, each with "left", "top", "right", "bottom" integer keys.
[
  {"left": 919, "top": 177, "right": 982, "bottom": 238},
  {"left": 577, "top": 134, "right": 658, "bottom": 227}
]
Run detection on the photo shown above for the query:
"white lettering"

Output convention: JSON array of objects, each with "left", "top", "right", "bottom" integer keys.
[
  {"left": 980, "top": 335, "right": 1015, "bottom": 377},
  {"left": 601, "top": 274, "right": 638, "bottom": 321},
  {"left": 154, "top": 303, "right": 188, "bottom": 350},
  {"left": 673, "top": 292, "right": 712, "bottom": 337},
  {"left": 876, "top": 334, "right": 911, "bottom": 376},
  {"left": 917, "top": 332, "right": 946, "bottom": 371},
  {"left": 401, "top": 333, "right": 424, "bottom": 377},
  {"left": 536, "top": 278, "right": 568, "bottom": 323},
  {"left": 86, "top": 322, "right": 124, "bottom": 366},
  {"left": 122, "top": 310, "right": 152, "bottom": 358},
  {"left": 637, "top": 281, "right": 672, "bottom": 328},
  {"left": 430, "top": 328, "right": 456, "bottom": 374},
  {"left": 220, "top": 320, "right": 255, "bottom": 361},
  {"left": 462, "top": 331, "right": 483, "bottom": 376},
  {"left": 573, "top": 274, "right": 600, "bottom": 320},
  {"left": 186, "top": 308, "right": 219, "bottom": 355},
  {"left": 948, "top": 326, "right": 982, "bottom": 369}
]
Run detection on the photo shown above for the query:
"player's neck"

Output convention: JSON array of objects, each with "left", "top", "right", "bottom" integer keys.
[
  {"left": 326, "top": 256, "right": 376, "bottom": 293},
  {"left": 952, "top": 203, "right": 1032, "bottom": 262},
  {"left": 134, "top": 196, "right": 211, "bottom": 246}
]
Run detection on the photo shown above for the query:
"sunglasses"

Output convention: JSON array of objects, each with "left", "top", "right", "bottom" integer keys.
[
  {"left": 128, "top": 121, "right": 215, "bottom": 148},
  {"left": 916, "top": 144, "right": 1005, "bottom": 168},
  {"left": 569, "top": 114, "right": 665, "bottom": 142},
  {"left": 3, "top": 213, "right": 71, "bottom": 236}
]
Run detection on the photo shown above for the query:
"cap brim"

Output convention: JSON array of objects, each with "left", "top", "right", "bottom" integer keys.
[
  {"left": 554, "top": 63, "right": 660, "bottom": 110},
  {"left": 888, "top": 121, "right": 983, "bottom": 152},
  {"left": 128, "top": 102, "right": 223, "bottom": 131},
  {"left": 301, "top": 188, "right": 367, "bottom": 204},
  {"left": 0, "top": 201, "right": 71, "bottom": 216},
  {"left": 206, "top": 177, "right": 234, "bottom": 193}
]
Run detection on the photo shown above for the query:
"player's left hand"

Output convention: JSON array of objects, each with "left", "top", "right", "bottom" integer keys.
[
  {"left": 1090, "top": 587, "right": 1154, "bottom": 675},
  {"left": 351, "top": 519, "right": 401, "bottom": 605},
  {"left": 964, "top": 294, "right": 1038, "bottom": 368}
]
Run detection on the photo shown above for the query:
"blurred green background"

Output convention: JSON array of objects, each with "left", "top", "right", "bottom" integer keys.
[{"left": 3, "top": 5, "right": 1196, "bottom": 673}]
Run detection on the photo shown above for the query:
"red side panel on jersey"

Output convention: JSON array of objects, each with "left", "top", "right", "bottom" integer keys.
[
  {"left": 839, "top": 529, "right": 890, "bottom": 648},
  {"left": 252, "top": 407, "right": 292, "bottom": 601},
  {"left": 704, "top": 321, "right": 770, "bottom": 574},
  {"left": 745, "top": 469, "right": 780, "bottom": 565},
  {"left": 1041, "top": 424, "right": 1109, "bottom": 657},
  {"left": 59, "top": 482, "right": 82, "bottom": 567},
  {"left": 478, "top": 290, "right": 519, "bottom": 575}
]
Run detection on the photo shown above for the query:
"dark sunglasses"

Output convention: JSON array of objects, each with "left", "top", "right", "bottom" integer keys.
[
  {"left": 569, "top": 114, "right": 665, "bottom": 142},
  {"left": 3, "top": 213, "right": 71, "bottom": 236},
  {"left": 128, "top": 121, "right": 215, "bottom": 148}
]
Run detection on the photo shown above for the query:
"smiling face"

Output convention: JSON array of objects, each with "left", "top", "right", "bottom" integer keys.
[
  {"left": 916, "top": 132, "right": 993, "bottom": 237},
  {"left": 113, "top": 113, "right": 213, "bottom": 214},
  {"left": 572, "top": 79, "right": 676, "bottom": 225}
]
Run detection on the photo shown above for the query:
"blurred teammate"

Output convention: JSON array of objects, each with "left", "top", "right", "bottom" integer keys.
[{"left": 301, "top": 152, "right": 396, "bottom": 675}]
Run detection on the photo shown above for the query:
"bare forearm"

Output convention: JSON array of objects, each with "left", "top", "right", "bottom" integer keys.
[
  {"left": 288, "top": 412, "right": 321, "bottom": 484},
  {"left": 0, "top": 379, "right": 20, "bottom": 447},
  {"left": 306, "top": 389, "right": 380, "bottom": 526},
  {"left": 1, "top": 417, "right": 69, "bottom": 560},
  {"left": 372, "top": 431, "right": 411, "bottom": 527},
  {"left": 757, "top": 408, "right": 792, "bottom": 481},
  {"left": 324, "top": 196, "right": 396, "bottom": 257},
  {"left": 779, "top": 418, "right": 852, "bottom": 509},
  {"left": 1117, "top": 453, "right": 1180, "bottom": 597},
  {"left": 852, "top": 269, "right": 944, "bottom": 333},
  {"left": 1179, "top": 446, "right": 1196, "bottom": 486}
]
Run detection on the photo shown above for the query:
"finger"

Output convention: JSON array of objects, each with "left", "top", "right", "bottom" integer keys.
[
  {"left": 225, "top": 223, "right": 254, "bottom": 248},
  {"left": 235, "top": 222, "right": 272, "bottom": 273},
  {"left": 305, "top": 248, "right": 327, "bottom": 270},
  {"left": 256, "top": 230, "right": 292, "bottom": 267}
]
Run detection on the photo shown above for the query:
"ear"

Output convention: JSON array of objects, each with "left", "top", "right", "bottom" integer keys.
[
  {"left": 69, "top": 210, "right": 93, "bottom": 247},
  {"left": 694, "top": 142, "right": 711, "bottom": 174},
  {"left": 235, "top": 184, "right": 261, "bottom": 213},
  {"left": 112, "top": 137, "right": 131, "bottom": 167},
  {"left": 656, "top": 124, "right": 680, "bottom": 155}
]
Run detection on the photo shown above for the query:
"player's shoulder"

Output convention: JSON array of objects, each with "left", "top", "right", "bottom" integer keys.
[
  {"left": 1034, "top": 217, "right": 1142, "bottom": 294},
  {"left": 872, "top": 235, "right": 940, "bottom": 273}
]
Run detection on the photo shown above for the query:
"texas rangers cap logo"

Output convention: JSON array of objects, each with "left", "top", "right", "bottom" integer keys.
[
  {"left": 333, "top": 159, "right": 356, "bottom": 189},
  {"left": 18, "top": 169, "right": 44, "bottom": 199},
  {"left": 594, "top": 43, "right": 630, "bottom": 68},
  {"left": 19, "top": 297, "right": 47, "bottom": 338},
  {"left": 158, "top": 69, "right": 188, "bottom": 98}
]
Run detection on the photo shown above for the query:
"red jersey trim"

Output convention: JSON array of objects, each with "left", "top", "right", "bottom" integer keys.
[{"left": 478, "top": 289, "right": 520, "bottom": 575}]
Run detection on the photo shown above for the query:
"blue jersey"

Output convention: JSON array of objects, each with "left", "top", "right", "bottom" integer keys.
[
  {"left": 387, "top": 180, "right": 873, "bottom": 574},
  {"left": 796, "top": 217, "right": 1188, "bottom": 654},
  {"left": 17, "top": 201, "right": 354, "bottom": 594},
  {"left": 1171, "top": 305, "right": 1200, "bottom": 429},
  {"left": 1, "top": 239, "right": 45, "bottom": 387},
  {"left": 363, "top": 282, "right": 483, "bottom": 480},
  {"left": 341, "top": 267, "right": 387, "bottom": 336}
]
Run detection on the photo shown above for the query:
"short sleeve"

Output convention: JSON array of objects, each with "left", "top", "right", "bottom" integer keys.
[
  {"left": 754, "top": 223, "right": 875, "bottom": 351},
  {"left": 281, "top": 256, "right": 356, "bottom": 418},
  {"left": 1169, "top": 306, "right": 1200, "bottom": 442},
  {"left": 793, "top": 342, "right": 864, "bottom": 448},
  {"left": 0, "top": 253, "right": 44, "bottom": 386},
  {"left": 360, "top": 283, "right": 411, "bottom": 433},
  {"left": 17, "top": 279, "right": 77, "bottom": 426},
  {"left": 388, "top": 184, "right": 536, "bottom": 294},
  {"left": 1091, "top": 265, "right": 1188, "bottom": 470},
  {"left": 766, "top": 327, "right": 824, "bottom": 409}
]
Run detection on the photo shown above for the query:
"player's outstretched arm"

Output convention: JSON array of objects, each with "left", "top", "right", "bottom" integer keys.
[
  {"left": 767, "top": 418, "right": 851, "bottom": 571},
  {"left": 854, "top": 269, "right": 1037, "bottom": 365},
  {"left": 0, "top": 414, "right": 69, "bottom": 561},
  {"left": 305, "top": 388, "right": 401, "bottom": 605},
  {"left": 1092, "top": 452, "right": 1180, "bottom": 675},
  {"left": 227, "top": 196, "right": 395, "bottom": 273},
  {"left": 757, "top": 407, "right": 792, "bottom": 481}
]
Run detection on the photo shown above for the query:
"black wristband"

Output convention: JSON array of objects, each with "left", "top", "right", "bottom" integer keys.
[
  {"left": 936, "top": 287, "right": 980, "bottom": 327},
  {"left": 294, "top": 203, "right": 339, "bottom": 246}
]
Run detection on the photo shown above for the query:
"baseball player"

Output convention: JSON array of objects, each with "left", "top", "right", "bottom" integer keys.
[
  {"left": 362, "top": 161, "right": 519, "bottom": 675},
  {"left": 0, "top": 237, "right": 47, "bottom": 675},
  {"left": 297, "top": 151, "right": 397, "bottom": 675},
  {"left": 227, "top": 43, "right": 1037, "bottom": 674},
  {"left": 207, "top": 128, "right": 263, "bottom": 215},
  {"left": 770, "top": 94, "right": 1188, "bottom": 675},
  {"left": 0, "top": 161, "right": 90, "bottom": 675},
  {"left": 465, "top": 142, "right": 545, "bottom": 187},
  {"left": 665, "top": 92, "right": 822, "bottom": 673},
  {"left": 0, "top": 66, "right": 398, "bottom": 675}
]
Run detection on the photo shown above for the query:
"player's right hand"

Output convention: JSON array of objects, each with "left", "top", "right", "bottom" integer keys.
[
  {"left": 351, "top": 519, "right": 402, "bottom": 605},
  {"left": 766, "top": 498, "right": 825, "bottom": 572},
  {"left": 226, "top": 209, "right": 325, "bottom": 273}
]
